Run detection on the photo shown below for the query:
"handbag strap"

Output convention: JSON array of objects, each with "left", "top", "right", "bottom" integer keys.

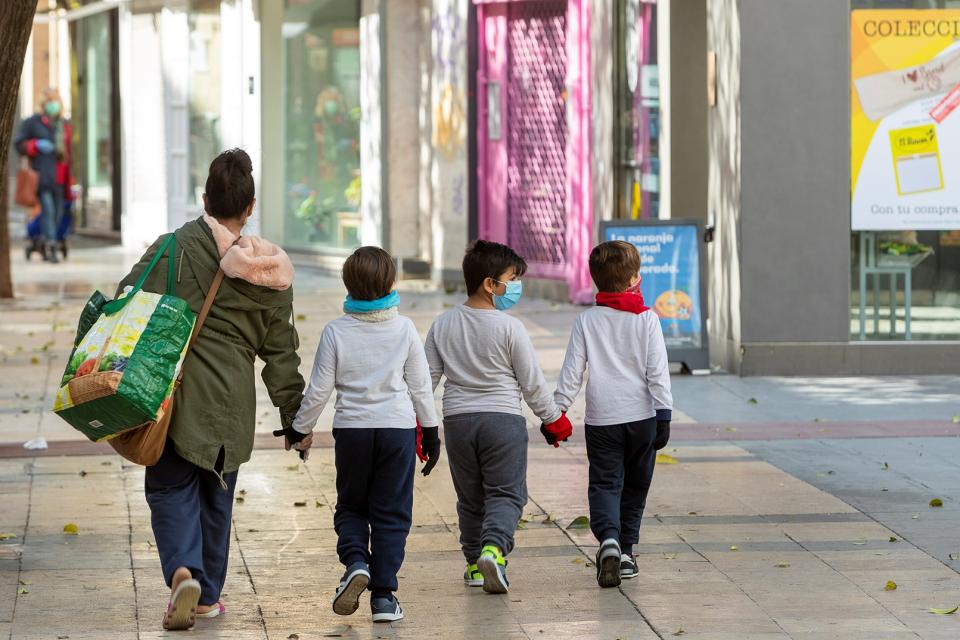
[
  {"left": 104, "top": 234, "right": 176, "bottom": 315},
  {"left": 187, "top": 269, "right": 225, "bottom": 352}
]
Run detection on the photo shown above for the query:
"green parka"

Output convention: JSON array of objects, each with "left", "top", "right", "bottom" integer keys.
[{"left": 117, "top": 218, "right": 304, "bottom": 472}]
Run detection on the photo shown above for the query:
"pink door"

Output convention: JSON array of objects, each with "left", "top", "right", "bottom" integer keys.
[{"left": 476, "top": 0, "right": 592, "bottom": 302}]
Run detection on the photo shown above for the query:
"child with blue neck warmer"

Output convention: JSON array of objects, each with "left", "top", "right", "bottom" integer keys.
[
  {"left": 288, "top": 246, "right": 439, "bottom": 623},
  {"left": 423, "top": 240, "right": 572, "bottom": 594}
]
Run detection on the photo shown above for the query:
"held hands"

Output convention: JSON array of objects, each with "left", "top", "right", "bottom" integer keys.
[
  {"left": 416, "top": 420, "right": 441, "bottom": 476},
  {"left": 540, "top": 412, "right": 573, "bottom": 448},
  {"left": 272, "top": 426, "right": 312, "bottom": 461},
  {"left": 654, "top": 421, "right": 671, "bottom": 450}
]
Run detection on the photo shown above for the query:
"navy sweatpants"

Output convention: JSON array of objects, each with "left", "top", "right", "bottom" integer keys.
[
  {"left": 145, "top": 443, "right": 238, "bottom": 606},
  {"left": 584, "top": 418, "right": 657, "bottom": 548},
  {"left": 333, "top": 427, "right": 416, "bottom": 597}
]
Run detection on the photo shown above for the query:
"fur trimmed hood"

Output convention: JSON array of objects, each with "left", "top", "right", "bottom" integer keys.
[{"left": 202, "top": 214, "right": 295, "bottom": 291}]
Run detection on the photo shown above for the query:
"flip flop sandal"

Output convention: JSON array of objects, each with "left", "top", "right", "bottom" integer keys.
[
  {"left": 162, "top": 578, "right": 202, "bottom": 631},
  {"left": 196, "top": 602, "right": 225, "bottom": 619}
]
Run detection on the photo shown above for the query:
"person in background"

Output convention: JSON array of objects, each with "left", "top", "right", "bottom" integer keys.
[{"left": 15, "top": 87, "right": 73, "bottom": 263}]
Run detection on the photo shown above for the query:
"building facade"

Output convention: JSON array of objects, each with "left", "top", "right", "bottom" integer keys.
[{"left": 21, "top": 0, "right": 960, "bottom": 375}]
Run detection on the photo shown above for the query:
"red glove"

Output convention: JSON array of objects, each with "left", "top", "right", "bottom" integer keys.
[
  {"left": 416, "top": 419, "right": 427, "bottom": 462},
  {"left": 540, "top": 413, "right": 573, "bottom": 448}
]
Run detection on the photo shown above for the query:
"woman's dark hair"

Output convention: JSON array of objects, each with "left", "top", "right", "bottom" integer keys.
[
  {"left": 204, "top": 148, "right": 255, "bottom": 220},
  {"left": 462, "top": 240, "right": 527, "bottom": 295},
  {"left": 342, "top": 246, "right": 397, "bottom": 301}
]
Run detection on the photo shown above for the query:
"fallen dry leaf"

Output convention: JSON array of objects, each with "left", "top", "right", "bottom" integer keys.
[
  {"left": 929, "top": 605, "right": 959, "bottom": 615},
  {"left": 951, "top": 553, "right": 959, "bottom": 561},
  {"left": 885, "top": 580, "right": 897, "bottom": 591},
  {"left": 63, "top": 523, "right": 79, "bottom": 535},
  {"left": 656, "top": 453, "right": 679, "bottom": 465},
  {"left": 293, "top": 501, "right": 307, "bottom": 507},
  {"left": 889, "top": 536, "right": 898, "bottom": 543},
  {"left": 775, "top": 562, "right": 790, "bottom": 568},
  {"left": 566, "top": 516, "right": 590, "bottom": 530},
  {"left": 930, "top": 498, "right": 944, "bottom": 508},
  {"left": 0, "top": 533, "right": 16, "bottom": 541},
  {"left": 729, "top": 545, "right": 739, "bottom": 551}
]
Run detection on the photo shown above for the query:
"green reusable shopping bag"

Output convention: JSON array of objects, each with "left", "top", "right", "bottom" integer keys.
[{"left": 53, "top": 234, "right": 197, "bottom": 442}]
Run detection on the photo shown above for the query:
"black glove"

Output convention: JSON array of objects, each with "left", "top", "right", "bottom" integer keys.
[
  {"left": 419, "top": 426, "right": 441, "bottom": 476},
  {"left": 273, "top": 426, "right": 309, "bottom": 460},
  {"left": 654, "top": 421, "right": 670, "bottom": 450}
]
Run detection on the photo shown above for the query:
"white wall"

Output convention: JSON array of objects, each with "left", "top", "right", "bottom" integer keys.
[
  {"left": 429, "top": 0, "right": 469, "bottom": 282},
  {"left": 119, "top": 6, "right": 170, "bottom": 249}
]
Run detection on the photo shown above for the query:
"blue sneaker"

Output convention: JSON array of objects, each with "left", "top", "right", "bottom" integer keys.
[
  {"left": 332, "top": 561, "right": 370, "bottom": 616},
  {"left": 371, "top": 594, "right": 403, "bottom": 623}
]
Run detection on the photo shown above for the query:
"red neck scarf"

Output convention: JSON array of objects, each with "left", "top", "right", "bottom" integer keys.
[{"left": 596, "top": 291, "right": 649, "bottom": 314}]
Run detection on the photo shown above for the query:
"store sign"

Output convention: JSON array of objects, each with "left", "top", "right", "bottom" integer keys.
[
  {"left": 852, "top": 10, "right": 960, "bottom": 230},
  {"left": 601, "top": 220, "right": 708, "bottom": 369}
]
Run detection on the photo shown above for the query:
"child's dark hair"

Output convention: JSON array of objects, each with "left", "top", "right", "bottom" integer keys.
[
  {"left": 589, "top": 241, "right": 641, "bottom": 292},
  {"left": 342, "top": 246, "right": 396, "bottom": 301},
  {"left": 462, "top": 240, "right": 527, "bottom": 295},
  {"left": 205, "top": 148, "right": 255, "bottom": 220}
]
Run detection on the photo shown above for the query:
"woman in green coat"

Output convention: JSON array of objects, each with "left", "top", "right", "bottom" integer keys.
[{"left": 117, "top": 149, "right": 306, "bottom": 630}]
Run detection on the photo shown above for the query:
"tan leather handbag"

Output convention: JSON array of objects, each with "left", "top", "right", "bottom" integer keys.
[
  {"left": 14, "top": 157, "right": 38, "bottom": 209},
  {"left": 108, "top": 269, "right": 225, "bottom": 466}
]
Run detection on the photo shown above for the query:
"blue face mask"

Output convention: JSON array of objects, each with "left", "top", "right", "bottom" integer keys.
[
  {"left": 344, "top": 290, "right": 400, "bottom": 313},
  {"left": 44, "top": 101, "right": 61, "bottom": 117},
  {"left": 492, "top": 279, "right": 522, "bottom": 311}
]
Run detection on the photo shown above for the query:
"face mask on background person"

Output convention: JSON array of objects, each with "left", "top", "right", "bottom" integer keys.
[
  {"left": 44, "top": 101, "right": 61, "bottom": 118},
  {"left": 492, "top": 279, "right": 522, "bottom": 311}
]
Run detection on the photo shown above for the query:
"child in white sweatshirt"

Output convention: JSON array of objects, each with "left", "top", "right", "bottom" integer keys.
[
  {"left": 287, "top": 246, "right": 439, "bottom": 623},
  {"left": 552, "top": 240, "right": 673, "bottom": 589}
]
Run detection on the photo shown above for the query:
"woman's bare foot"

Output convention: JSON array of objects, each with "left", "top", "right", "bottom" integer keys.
[
  {"left": 170, "top": 567, "right": 192, "bottom": 593},
  {"left": 163, "top": 567, "right": 201, "bottom": 631}
]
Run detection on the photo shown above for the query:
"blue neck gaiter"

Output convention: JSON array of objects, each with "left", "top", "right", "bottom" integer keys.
[{"left": 343, "top": 290, "right": 400, "bottom": 313}]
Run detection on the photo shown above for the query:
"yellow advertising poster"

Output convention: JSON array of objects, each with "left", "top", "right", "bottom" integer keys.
[{"left": 852, "top": 10, "right": 960, "bottom": 230}]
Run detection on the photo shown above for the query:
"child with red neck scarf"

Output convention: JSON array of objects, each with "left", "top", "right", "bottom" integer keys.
[{"left": 551, "top": 240, "right": 673, "bottom": 588}]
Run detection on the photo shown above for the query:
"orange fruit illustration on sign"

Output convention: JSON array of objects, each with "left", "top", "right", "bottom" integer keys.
[{"left": 654, "top": 290, "right": 693, "bottom": 320}]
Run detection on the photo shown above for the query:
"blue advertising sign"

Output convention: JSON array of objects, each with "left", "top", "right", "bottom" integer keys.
[{"left": 601, "top": 220, "right": 708, "bottom": 367}]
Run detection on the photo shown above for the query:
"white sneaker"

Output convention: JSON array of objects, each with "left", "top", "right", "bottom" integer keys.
[{"left": 620, "top": 553, "right": 639, "bottom": 579}]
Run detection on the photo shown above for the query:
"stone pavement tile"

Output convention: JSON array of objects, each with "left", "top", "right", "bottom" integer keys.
[
  {"left": 140, "top": 631, "right": 266, "bottom": 640},
  {"left": 781, "top": 520, "right": 898, "bottom": 543},
  {"left": 519, "top": 619, "right": 659, "bottom": 639},
  {"left": 18, "top": 535, "right": 130, "bottom": 571},
  {"left": 634, "top": 591, "right": 784, "bottom": 637},
  {"left": 775, "top": 616, "right": 916, "bottom": 637},
  {"left": 0, "top": 569, "right": 18, "bottom": 622}
]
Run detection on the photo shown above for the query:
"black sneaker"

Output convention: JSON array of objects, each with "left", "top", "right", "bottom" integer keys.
[
  {"left": 596, "top": 538, "right": 622, "bottom": 588},
  {"left": 371, "top": 594, "right": 404, "bottom": 623},
  {"left": 332, "top": 561, "right": 370, "bottom": 616},
  {"left": 620, "top": 553, "right": 639, "bottom": 579}
]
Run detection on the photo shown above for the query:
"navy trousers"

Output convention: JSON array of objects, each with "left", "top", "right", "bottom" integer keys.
[
  {"left": 333, "top": 428, "right": 415, "bottom": 597},
  {"left": 584, "top": 418, "right": 658, "bottom": 548},
  {"left": 145, "top": 443, "right": 238, "bottom": 606}
]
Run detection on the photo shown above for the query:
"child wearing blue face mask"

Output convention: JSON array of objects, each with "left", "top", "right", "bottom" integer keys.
[
  {"left": 288, "top": 246, "right": 439, "bottom": 623},
  {"left": 424, "top": 240, "right": 572, "bottom": 594}
]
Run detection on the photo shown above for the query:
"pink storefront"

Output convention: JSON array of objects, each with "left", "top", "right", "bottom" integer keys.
[{"left": 474, "top": 0, "right": 594, "bottom": 303}]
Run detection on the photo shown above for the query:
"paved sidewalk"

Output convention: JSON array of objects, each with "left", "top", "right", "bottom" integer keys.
[{"left": 4, "top": 244, "right": 960, "bottom": 639}]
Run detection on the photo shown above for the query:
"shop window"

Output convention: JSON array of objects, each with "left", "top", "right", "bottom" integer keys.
[
  {"left": 850, "top": 0, "right": 960, "bottom": 340},
  {"left": 614, "top": 0, "right": 660, "bottom": 220},
  {"left": 189, "top": 0, "right": 223, "bottom": 207},
  {"left": 282, "top": 0, "right": 361, "bottom": 252}
]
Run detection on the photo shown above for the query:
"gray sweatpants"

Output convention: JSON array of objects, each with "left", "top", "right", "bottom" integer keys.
[{"left": 443, "top": 412, "right": 528, "bottom": 563}]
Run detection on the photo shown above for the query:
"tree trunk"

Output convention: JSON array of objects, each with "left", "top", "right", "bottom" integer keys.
[{"left": 0, "top": 1, "right": 38, "bottom": 299}]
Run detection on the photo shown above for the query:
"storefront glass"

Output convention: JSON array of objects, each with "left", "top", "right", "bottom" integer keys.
[
  {"left": 282, "top": 0, "right": 362, "bottom": 251},
  {"left": 189, "top": 0, "right": 222, "bottom": 207},
  {"left": 850, "top": 0, "right": 960, "bottom": 340},
  {"left": 71, "top": 9, "right": 116, "bottom": 232},
  {"left": 614, "top": 0, "right": 660, "bottom": 220}
]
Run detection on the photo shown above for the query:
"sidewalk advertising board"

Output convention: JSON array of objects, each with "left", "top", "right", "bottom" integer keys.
[
  {"left": 600, "top": 219, "right": 709, "bottom": 370},
  {"left": 852, "top": 10, "right": 960, "bottom": 230}
]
